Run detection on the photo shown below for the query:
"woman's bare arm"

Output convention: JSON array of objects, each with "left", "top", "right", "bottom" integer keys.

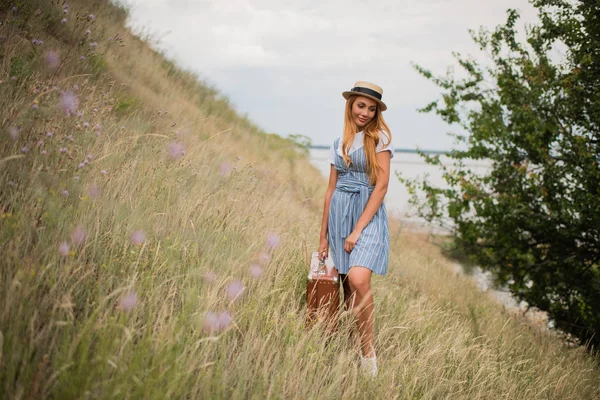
[
  {"left": 319, "top": 165, "right": 338, "bottom": 256},
  {"left": 353, "top": 151, "right": 391, "bottom": 234}
]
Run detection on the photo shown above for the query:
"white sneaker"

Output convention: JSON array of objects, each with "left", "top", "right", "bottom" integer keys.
[{"left": 360, "top": 355, "right": 378, "bottom": 379}]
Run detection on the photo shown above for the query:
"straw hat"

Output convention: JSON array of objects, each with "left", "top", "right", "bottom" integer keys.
[{"left": 342, "top": 81, "right": 387, "bottom": 111}]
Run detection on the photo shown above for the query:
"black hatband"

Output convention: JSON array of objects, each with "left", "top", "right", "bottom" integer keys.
[{"left": 350, "top": 86, "right": 382, "bottom": 100}]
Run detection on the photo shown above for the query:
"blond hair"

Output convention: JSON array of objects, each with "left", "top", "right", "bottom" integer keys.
[{"left": 341, "top": 96, "right": 392, "bottom": 185}]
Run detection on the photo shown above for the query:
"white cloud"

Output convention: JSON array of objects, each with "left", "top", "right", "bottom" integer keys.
[{"left": 121, "top": 0, "right": 539, "bottom": 149}]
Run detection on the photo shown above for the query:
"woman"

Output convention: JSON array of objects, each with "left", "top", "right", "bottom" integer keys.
[{"left": 319, "top": 81, "right": 393, "bottom": 378}]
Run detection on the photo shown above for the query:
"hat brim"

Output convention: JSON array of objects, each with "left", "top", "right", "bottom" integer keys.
[{"left": 342, "top": 91, "right": 387, "bottom": 111}]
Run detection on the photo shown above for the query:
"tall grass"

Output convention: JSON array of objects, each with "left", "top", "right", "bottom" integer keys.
[{"left": 1, "top": 1, "right": 599, "bottom": 398}]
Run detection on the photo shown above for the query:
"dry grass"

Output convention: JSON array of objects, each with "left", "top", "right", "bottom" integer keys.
[{"left": 0, "top": 1, "right": 599, "bottom": 398}]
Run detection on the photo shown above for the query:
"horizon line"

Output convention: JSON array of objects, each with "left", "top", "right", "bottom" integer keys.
[{"left": 310, "top": 145, "right": 449, "bottom": 155}]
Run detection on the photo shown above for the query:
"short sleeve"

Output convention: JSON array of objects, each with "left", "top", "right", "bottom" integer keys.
[
  {"left": 328, "top": 140, "right": 336, "bottom": 165},
  {"left": 376, "top": 131, "right": 394, "bottom": 159}
]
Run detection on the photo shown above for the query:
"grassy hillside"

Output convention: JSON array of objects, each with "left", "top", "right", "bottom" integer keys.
[{"left": 1, "top": 1, "right": 599, "bottom": 398}]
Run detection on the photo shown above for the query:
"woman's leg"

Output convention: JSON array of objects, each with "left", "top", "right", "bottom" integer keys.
[
  {"left": 339, "top": 273, "right": 353, "bottom": 310},
  {"left": 346, "top": 266, "right": 375, "bottom": 358}
]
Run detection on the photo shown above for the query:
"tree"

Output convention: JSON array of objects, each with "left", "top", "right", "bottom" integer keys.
[{"left": 402, "top": 0, "right": 600, "bottom": 350}]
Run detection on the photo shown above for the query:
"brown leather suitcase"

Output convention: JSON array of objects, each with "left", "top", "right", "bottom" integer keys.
[{"left": 306, "top": 252, "right": 340, "bottom": 332}]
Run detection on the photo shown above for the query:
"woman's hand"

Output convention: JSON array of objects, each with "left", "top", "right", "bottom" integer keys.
[
  {"left": 344, "top": 230, "right": 361, "bottom": 253},
  {"left": 318, "top": 236, "right": 329, "bottom": 261}
]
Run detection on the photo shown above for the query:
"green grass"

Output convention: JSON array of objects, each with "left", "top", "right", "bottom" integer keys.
[{"left": 0, "top": 0, "right": 599, "bottom": 399}]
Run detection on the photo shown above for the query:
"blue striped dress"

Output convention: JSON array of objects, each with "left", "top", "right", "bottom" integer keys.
[{"left": 327, "top": 136, "right": 390, "bottom": 276}]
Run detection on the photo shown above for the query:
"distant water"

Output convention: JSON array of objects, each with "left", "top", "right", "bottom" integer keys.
[{"left": 309, "top": 148, "right": 491, "bottom": 232}]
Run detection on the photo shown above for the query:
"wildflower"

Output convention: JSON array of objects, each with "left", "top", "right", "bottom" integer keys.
[
  {"left": 203, "top": 311, "right": 233, "bottom": 333},
  {"left": 80, "top": 55, "right": 86, "bottom": 61},
  {"left": 168, "top": 142, "right": 185, "bottom": 158},
  {"left": 78, "top": 162, "right": 85, "bottom": 169},
  {"left": 83, "top": 122, "right": 89, "bottom": 128},
  {"left": 59, "top": 147, "right": 67, "bottom": 153},
  {"left": 88, "top": 183, "right": 100, "bottom": 200},
  {"left": 46, "top": 131, "right": 54, "bottom": 137},
  {"left": 92, "top": 107, "right": 97, "bottom": 112},
  {"left": 90, "top": 42, "right": 97, "bottom": 48},
  {"left": 249, "top": 264, "right": 263, "bottom": 278},
  {"left": 32, "top": 103, "right": 39, "bottom": 110},
  {"left": 225, "top": 280, "right": 244, "bottom": 300},
  {"left": 31, "top": 39, "right": 44, "bottom": 46},
  {"left": 71, "top": 226, "right": 87, "bottom": 246},
  {"left": 101, "top": 169, "right": 107, "bottom": 175},
  {"left": 86, "top": 154, "right": 93, "bottom": 160},
  {"left": 73, "top": 84, "right": 79, "bottom": 91},
  {"left": 67, "top": 135, "right": 73, "bottom": 141},
  {"left": 21, "top": 146, "right": 29, "bottom": 153},
  {"left": 59, "top": 91, "right": 78, "bottom": 114},
  {"left": 41, "top": 150, "right": 47, "bottom": 155},
  {"left": 61, "top": 189, "right": 69, "bottom": 197},
  {"left": 86, "top": 29, "right": 91, "bottom": 35},
  {"left": 220, "top": 162, "right": 232, "bottom": 176},
  {"left": 204, "top": 271, "right": 216, "bottom": 283},
  {"left": 45, "top": 50, "right": 60, "bottom": 70},
  {"left": 61, "top": 18, "right": 67, "bottom": 24},
  {"left": 120, "top": 292, "right": 138, "bottom": 311},
  {"left": 88, "top": 14, "right": 95, "bottom": 21},
  {"left": 59, "top": 242, "right": 70, "bottom": 256},
  {"left": 131, "top": 230, "right": 145, "bottom": 245},
  {"left": 258, "top": 252, "right": 271, "bottom": 266},
  {"left": 63, "top": 9, "right": 68, "bottom": 14},
  {"left": 266, "top": 232, "right": 281, "bottom": 249},
  {"left": 8, "top": 126, "right": 19, "bottom": 140}
]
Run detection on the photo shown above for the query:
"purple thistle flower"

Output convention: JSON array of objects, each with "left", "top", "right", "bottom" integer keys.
[
  {"left": 88, "top": 14, "right": 95, "bottom": 21},
  {"left": 71, "top": 226, "right": 87, "bottom": 246},
  {"left": 59, "top": 147, "right": 67, "bottom": 153},
  {"left": 59, "top": 91, "right": 78, "bottom": 114},
  {"left": 59, "top": 242, "right": 70, "bottom": 256},
  {"left": 203, "top": 271, "right": 216, "bottom": 283},
  {"left": 90, "top": 42, "right": 97, "bottom": 48},
  {"left": 101, "top": 169, "right": 107, "bottom": 175},
  {"left": 78, "top": 162, "right": 85, "bottom": 168},
  {"left": 45, "top": 50, "right": 60, "bottom": 70},
  {"left": 258, "top": 252, "right": 271, "bottom": 266},
  {"left": 266, "top": 232, "right": 281, "bottom": 249},
  {"left": 249, "top": 264, "right": 263, "bottom": 278},
  {"left": 83, "top": 121, "right": 89, "bottom": 128},
  {"left": 61, "top": 18, "right": 67, "bottom": 24},
  {"left": 8, "top": 126, "right": 19, "bottom": 140},
  {"left": 120, "top": 292, "right": 138, "bottom": 311},
  {"left": 203, "top": 312, "right": 219, "bottom": 333},
  {"left": 21, "top": 146, "right": 29, "bottom": 153},
  {"left": 86, "top": 29, "right": 91, "bottom": 35},
  {"left": 203, "top": 311, "right": 233, "bottom": 333},
  {"left": 225, "top": 280, "right": 244, "bottom": 300},
  {"left": 63, "top": 9, "right": 68, "bottom": 14},
  {"left": 46, "top": 131, "right": 54, "bottom": 137},
  {"left": 61, "top": 189, "right": 69, "bottom": 197},
  {"left": 32, "top": 103, "right": 39, "bottom": 110},
  {"left": 220, "top": 162, "right": 232, "bottom": 176},
  {"left": 86, "top": 154, "right": 93, "bottom": 160},
  {"left": 88, "top": 183, "right": 100, "bottom": 200},
  {"left": 67, "top": 135, "right": 73, "bottom": 141},
  {"left": 217, "top": 312, "right": 233, "bottom": 330},
  {"left": 168, "top": 142, "right": 185, "bottom": 158},
  {"left": 73, "top": 84, "right": 79, "bottom": 91},
  {"left": 41, "top": 150, "right": 47, "bottom": 155},
  {"left": 131, "top": 230, "right": 145, "bottom": 246},
  {"left": 80, "top": 55, "right": 86, "bottom": 61}
]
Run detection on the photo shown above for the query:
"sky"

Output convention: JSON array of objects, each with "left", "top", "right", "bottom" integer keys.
[{"left": 120, "top": 0, "right": 539, "bottom": 150}]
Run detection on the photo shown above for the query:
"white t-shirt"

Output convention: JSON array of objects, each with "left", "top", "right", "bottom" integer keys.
[{"left": 328, "top": 131, "right": 394, "bottom": 165}]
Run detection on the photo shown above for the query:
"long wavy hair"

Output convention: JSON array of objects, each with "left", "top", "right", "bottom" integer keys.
[{"left": 341, "top": 96, "right": 392, "bottom": 185}]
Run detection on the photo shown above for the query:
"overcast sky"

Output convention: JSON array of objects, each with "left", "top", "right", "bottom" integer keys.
[{"left": 120, "top": 0, "right": 539, "bottom": 150}]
